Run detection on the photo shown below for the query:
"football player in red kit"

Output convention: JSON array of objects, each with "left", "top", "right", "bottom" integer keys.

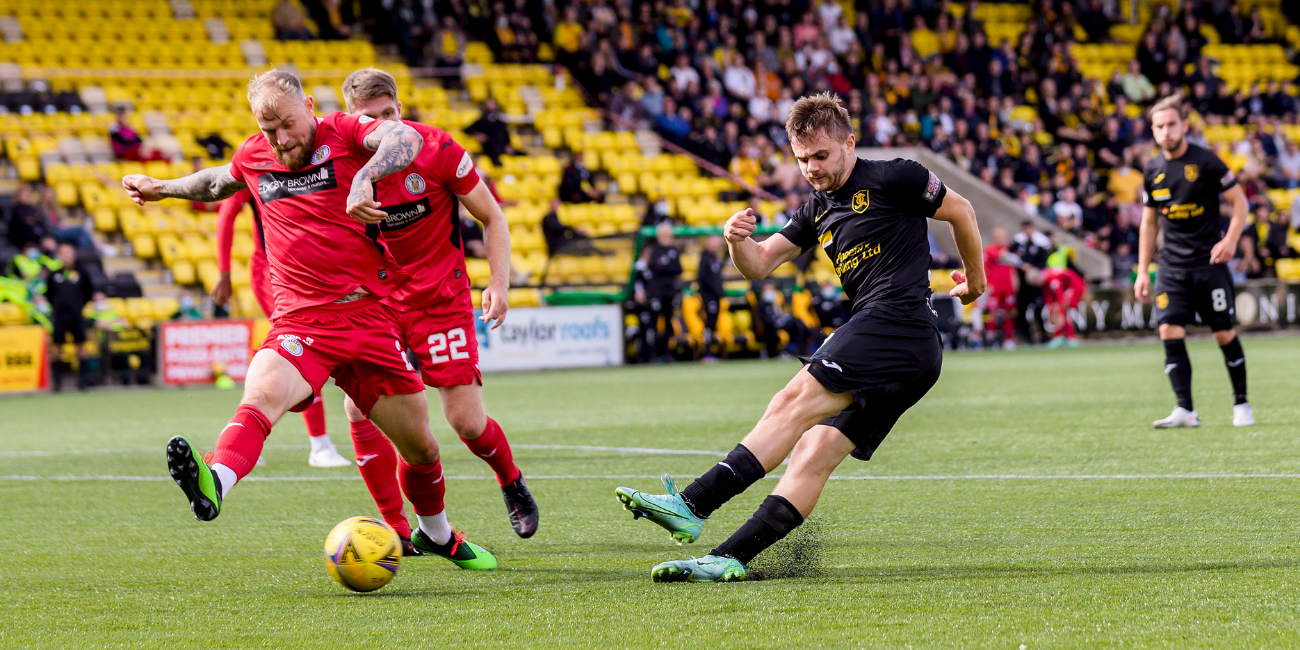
[
  {"left": 1041, "top": 251, "right": 1086, "bottom": 349},
  {"left": 210, "top": 190, "right": 351, "bottom": 468},
  {"left": 338, "top": 68, "right": 538, "bottom": 541},
  {"left": 122, "top": 70, "right": 496, "bottom": 570},
  {"left": 982, "top": 226, "right": 1019, "bottom": 349}
]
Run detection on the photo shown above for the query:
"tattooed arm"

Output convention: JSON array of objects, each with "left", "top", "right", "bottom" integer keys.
[
  {"left": 346, "top": 121, "right": 424, "bottom": 224},
  {"left": 122, "top": 165, "right": 247, "bottom": 206}
]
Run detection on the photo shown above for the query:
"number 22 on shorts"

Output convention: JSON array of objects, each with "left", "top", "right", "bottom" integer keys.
[{"left": 428, "top": 327, "right": 470, "bottom": 364}]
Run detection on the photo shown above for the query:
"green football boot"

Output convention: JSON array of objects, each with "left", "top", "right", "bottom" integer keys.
[
  {"left": 411, "top": 529, "right": 497, "bottom": 570},
  {"left": 615, "top": 474, "right": 705, "bottom": 545},
  {"left": 651, "top": 555, "right": 749, "bottom": 583},
  {"left": 165, "top": 436, "right": 222, "bottom": 521}
]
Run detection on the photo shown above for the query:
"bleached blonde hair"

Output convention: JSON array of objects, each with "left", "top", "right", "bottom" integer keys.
[
  {"left": 247, "top": 69, "right": 306, "bottom": 112},
  {"left": 341, "top": 67, "right": 399, "bottom": 112}
]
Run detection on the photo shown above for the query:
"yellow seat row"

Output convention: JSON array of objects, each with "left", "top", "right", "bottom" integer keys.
[{"left": 482, "top": 154, "right": 562, "bottom": 176}]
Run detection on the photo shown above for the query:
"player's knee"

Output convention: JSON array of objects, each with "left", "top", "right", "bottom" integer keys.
[
  {"left": 1158, "top": 324, "right": 1184, "bottom": 340},
  {"left": 342, "top": 395, "right": 366, "bottom": 422},
  {"left": 446, "top": 408, "right": 486, "bottom": 439},
  {"left": 1213, "top": 329, "right": 1236, "bottom": 346},
  {"left": 399, "top": 435, "right": 441, "bottom": 466}
]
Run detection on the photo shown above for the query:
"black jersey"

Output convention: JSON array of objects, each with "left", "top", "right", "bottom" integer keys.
[
  {"left": 778, "top": 157, "right": 947, "bottom": 336},
  {"left": 697, "top": 249, "right": 726, "bottom": 301},
  {"left": 1141, "top": 143, "right": 1237, "bottom": 269}
]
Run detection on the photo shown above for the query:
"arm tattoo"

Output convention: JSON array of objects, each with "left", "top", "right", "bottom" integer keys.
[
  {"left": 157, "top": 164, "right": 246, "bottom": 202},
  {"left": 351, "top": 122, "right": 423, "bottom": 202}
]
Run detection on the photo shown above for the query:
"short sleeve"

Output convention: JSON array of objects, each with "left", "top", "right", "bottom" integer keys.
[
  {"left": 1207, "top": 153, "right": 1237, "bottom": 192},
  {"left": 228, "top": 138, "right": 252, "bottom": 184},
  {"left": 335, "top": 112, "right": 384, "bottom": 156},
  {"left": 777, "top": 200, "right": 818, "bottom": 252},
  {"left": 883, "top": 158, "right": 946, "bottom": 218},
  {"left": 1140, "top": 166, "right": 1157, "bottom": 207},
  {"left": 430, "top": 135, "right": 480, "bottom": 195}
]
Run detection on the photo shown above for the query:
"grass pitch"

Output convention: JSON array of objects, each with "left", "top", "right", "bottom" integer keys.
[{"left": 4, "top": 335, "right": 1300, "bottom": 648}]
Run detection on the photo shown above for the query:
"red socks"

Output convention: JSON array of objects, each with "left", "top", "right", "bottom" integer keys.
[
  {"left": 302, "top": 397, "right": 328, "bottom": 439},
  {"left": 209, "top": 404, "right": 272, "bottom": 481},
  {"left": 397, "top": 457, "right": 446, "bottom": 517},
  {"left": 349, "top": 420, "right": 410, "bottom": 538},
  {"left": 460, "top": 417, "right": 521, "bottom": 486}
]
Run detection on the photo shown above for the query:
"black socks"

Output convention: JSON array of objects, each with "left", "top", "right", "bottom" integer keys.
[
  {"left": 680, "top": 444, "right": 766, "bottom": 519},
  {"left": 1163, "top": 338, "right": 1194, "bottom": 411},
  {"left": 1219, "top": 336, "right": 1248, "bottom": 405},
  {"left": 710, "top": 495, "right": 805, "bottom": 565}
]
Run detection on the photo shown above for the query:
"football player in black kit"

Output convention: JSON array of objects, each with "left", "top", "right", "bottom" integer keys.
[
  {"left": 1134, "top": 95, "right": 1253, "bottom": 429},
  {"left": 696, "top": 235, "right": 727, "bottom": 360},
  {"left": 614, "top": 92, "right": 986, "bottom": 582}
]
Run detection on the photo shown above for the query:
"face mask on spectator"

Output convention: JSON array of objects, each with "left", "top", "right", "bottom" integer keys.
[
  {"left": 25, "top": 248, "right": 39, "bottom": 260},
  {"left": 821, "top": 286, "right": 838, "bottom": 299},
  {"left": 180, "top": 296, "right": 195, "bottom": 310},
  {"left": 95, "top": 299, "right": 108, "bottom": 311},
  {"left": 655, "top": 201, "right": 669, "bottom": 216},
  {"left": 762, "top": 289, "right": 778, "bottom": 303}
]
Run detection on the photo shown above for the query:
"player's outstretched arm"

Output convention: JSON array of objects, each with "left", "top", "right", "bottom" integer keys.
[
  {"left": 1133, "top": 206, "right": 1158, "bottom": 303},
  {"left": 931, "top": 188, "right": 985, "bottom": 304},
  {"left": 1211, "top": 184, "right": 1249, "bottom": 265},
  {"left": 724, "top": 207, "right": 802, "bottom": 280},
  {"left": 348, "top": 121, "right": 425, "bottom": 224},
  {"left": 459, "top": 179, "right": 511, "bottom": 328},
  {"left": 122, "top": 164, "right": 246, "bottom": 206}
]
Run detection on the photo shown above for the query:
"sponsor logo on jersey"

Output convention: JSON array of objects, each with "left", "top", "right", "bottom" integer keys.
[
  {"left": 257, "top": 163, "right": 337, "bottom": 203},
  {"left": 378, "top": 197, "right": 433, "bottom": 231},
  {"left": 359, "top": 115, "right": 374, "bottom": 123},
  {"left": 310, "top": 145, "right": 330, "bottom": 165},
  {"left": 1151, "top": 188, "right": 1172, "bottom": 201},
  {"left": 405, "top": 173, "right": 427, "bottom": 194},
  {"left": 820, "top": 359, "right": 843, "bottom": 372},
  {"left": 455, "top": 151, "right": 473, "bottom": 179},
  {"left": 1156, "top": 292, "right": 1169, "bottom": 309},
  {"left": 1184, "top": 164, "right": 1198, "bottom": 182},
  {"left": 851, "top": 189, "right": 870, "bottom": 213},
  {"left": 1153, "top": 173, "right": 1165, "bottom": 185},
  {"left": 922, "top": 171, "right": 942, "bottom": 203}
]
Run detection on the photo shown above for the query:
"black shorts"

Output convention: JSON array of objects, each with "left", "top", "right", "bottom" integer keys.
[
  {"left": 803, "top": 315, "right": 943, "bottom": 461},
  {"left": 52, "top": 314, "right": 87, "bottom": 345},
  {"left": 1154, "top": 264, "right": 1236, "bottom": 331}
]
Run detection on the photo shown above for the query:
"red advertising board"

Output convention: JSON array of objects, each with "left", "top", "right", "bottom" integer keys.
[{"left": 159, "top": 319, "right": 255, "bottom": 385}]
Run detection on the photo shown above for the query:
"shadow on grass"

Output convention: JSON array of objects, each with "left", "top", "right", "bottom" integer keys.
[{"left": 762, "top": 558, "right": 1300, "bottom": 584}]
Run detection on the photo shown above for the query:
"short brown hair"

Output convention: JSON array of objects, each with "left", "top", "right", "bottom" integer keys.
[
  {"left": 785, "top": 91, "right": 853, "bottom": 144},
  {"left": 1148, "top": 94, "right": 1185, "bottom": 120},
  {"left": 247, "top": 69, "right": 304, "bottom": 110},
  {"left": 342, "top": 68, "right": 399, "bottom": 111}
]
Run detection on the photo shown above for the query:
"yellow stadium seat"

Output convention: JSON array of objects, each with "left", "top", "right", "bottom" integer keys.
[
  {"left": 133, "top": 234, "right": 157, "bottom": 259},
  {"left": 171, "top": 260, "right": 196, "bottom": 286}
]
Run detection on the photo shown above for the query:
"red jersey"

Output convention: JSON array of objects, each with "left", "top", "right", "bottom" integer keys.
[
  {"left": 983, "top": 243, "right": 1017, "bottom": 296},
  {"left": 227, "top": 112, "right": 410, "bottom": 318},
  {"left": 215, "top": 189, "right": 262, "bottom": 274},
  {"left": 1042, "top": 267, "right": 1085, "bottom": 307},
  {"left": 375, "top": 121, "right": 481, "bottom": 311}
]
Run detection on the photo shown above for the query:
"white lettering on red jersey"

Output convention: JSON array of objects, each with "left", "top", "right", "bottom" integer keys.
[
  {"left": 375, "top": 121, "right": 481, "bottom": 311},
  {"left": 228, "top": 112, "right": 411, "bottom": 318}
]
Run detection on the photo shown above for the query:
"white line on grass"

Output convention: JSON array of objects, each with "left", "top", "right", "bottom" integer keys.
[
  {"left": 0, "top": 444, "right": 728, "bottom": 458},
  {"left": 5, "top": 473, "right": 1300, "bottom": 482}
]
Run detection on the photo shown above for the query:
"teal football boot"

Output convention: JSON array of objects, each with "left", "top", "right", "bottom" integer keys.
[
  {"left": 614, "top": 474, "right": 706, "bottom": 544},
  {"left": 650, "top": 555, "right": 749, "bottom": 583}
]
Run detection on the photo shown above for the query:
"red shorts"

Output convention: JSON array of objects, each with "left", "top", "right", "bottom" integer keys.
[
  {"left": 259, "top": 297, "right": 424, "bottom": 416},
  {"left": 1044, "top": 280, "right": 1081, "bottom": 310},
  {"left": 985, "top": 291, "right": 1015, "bottom": 315},
  {"left": 390, "top": 291, "right": 481, "bottom": 388},
  {"left": 249, "top": 250, "right": 275, "bottom": 318}
]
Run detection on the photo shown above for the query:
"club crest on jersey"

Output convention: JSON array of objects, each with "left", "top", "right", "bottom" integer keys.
[
  {"left": 1184, "top": 164, "right": 1198, "bottom": 182},
  {"left": 851, "top": 189, "right": 870, "bottom": 213},
  {"left": 405, "top": 173, "right": 426, "bottom": 194},
  {"left": 277, "top": 334, "right": 311, "bottom": 357},
  {"left": 310, "top": 145, "right": 330, "bottom": 165}
]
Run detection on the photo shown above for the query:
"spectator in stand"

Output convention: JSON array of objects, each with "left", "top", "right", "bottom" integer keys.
[
  {"left": 540, "top": 198, "right": 596, "bottom": 257},
  {"left": 175, "top": 292, "right": 203, "bottom": 320},
  {"left": 559, "top": 152, "right": 604, "bottom": 204},
  {"left": 1121, "top": 60, "right": 1156, "bottom": 104},
  {"left": 636, "top": 223, "right": 682, "bottom": 363},
  {"left": 642, "top": 197, "right": 674, "bottom": 228},
  {"left": 1275, "top": 140, "right": 1300, "bottom": 189},
  {"left": 272, "top": 0, "right": 315, "bottom": 40},
  {"left": 696, "top": 235, "right": 726, "bottom": 361},
  {"left": 44, "top": 242, "right": 94, "bottom": 391},
  {"left": 464, "top": 99, "right": 513, "bottom": 166},
  {"left": 108, "top": 107, "right": 144, "bottom": 161}
]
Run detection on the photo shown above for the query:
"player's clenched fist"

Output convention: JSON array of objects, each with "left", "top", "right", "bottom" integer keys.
[
  {"left": 121, "top": 175, "right": 163, "bottom": 206},
  {"left": 346, "top": 182, "right": 388, "bottom": 224},
  {"left": 724, "top": 208, "right": 757, "bottom": 243}
]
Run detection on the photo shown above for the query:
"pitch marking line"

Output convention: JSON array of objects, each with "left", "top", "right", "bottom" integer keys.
[
  {"left": 4, "top": 473, "right": 1300, "bottom": 482},
  {"left": 0, "top": 444, "right": 728, "bottom": 458}
]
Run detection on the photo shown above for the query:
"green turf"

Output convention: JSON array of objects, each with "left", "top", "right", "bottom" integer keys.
[{"left": 4, "top": 335, "right": 1300, "bottom": 648}]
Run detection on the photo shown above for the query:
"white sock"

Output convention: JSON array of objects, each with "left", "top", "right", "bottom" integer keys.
[
  {"left": 417, "top": 511, "right": 452, "bottom": 545},
  {"left": 309, "top": 435, "right": 333, "bottom": 454},
  {"left": 211, "top": 463, "right": 237, "bottom": 499}
]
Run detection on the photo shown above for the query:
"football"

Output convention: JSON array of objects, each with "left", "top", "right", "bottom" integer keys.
[{"left": 323, "top": 516, "right": 402, "bottom": 593}]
